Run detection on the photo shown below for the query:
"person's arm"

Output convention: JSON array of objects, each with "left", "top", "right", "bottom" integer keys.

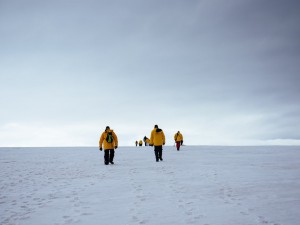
[
  {"left": 149, "top": 130, "right": 154, "bottom": 146},
  {"left": 113, "top": 131, "right": 118, "bottom": 148},
  {"left": 99, "top": 133, "right": 104, "bottom": 150}
]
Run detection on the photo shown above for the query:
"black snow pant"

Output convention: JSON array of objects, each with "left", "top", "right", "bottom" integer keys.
[
  {"left": 154, "top": 146, "right": 163, "bottom": 161},
  {"left": 104, "top": 149, "right": 115, "bottom": 164}
]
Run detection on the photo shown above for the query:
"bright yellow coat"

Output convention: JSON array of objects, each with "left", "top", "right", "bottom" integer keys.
[
  {"left": 145, "top": 138, "right": 150, "bottom": 144},
  {"left": 174, "top": 132, "right": 183, "bottom": 142},
  {"left": 139, "top": 140, "right": 143, "bottom": 145},
  {"left": 99, "top": 129, "right": 118, "bottom": 150},
  {"left": 150, "top": 128, "right": 165, "bottom": 146}
]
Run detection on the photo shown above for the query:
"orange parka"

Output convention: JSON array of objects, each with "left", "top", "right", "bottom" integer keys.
[
  {"left": 150, "top": 128, "right": 165, "bottom": 146},
  {"left": 174, "top": 132, "right": 183, "bottom": 142},
  {"left": 99, "top": 129, "right": 118, "bottom": 150}
]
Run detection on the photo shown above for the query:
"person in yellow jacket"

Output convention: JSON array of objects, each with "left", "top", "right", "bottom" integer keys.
[
  {"left": 139, "top": 140, "right": 143, "bottom": 146},
  {"left": 99, "top": 126, "right": 118, "bottom": 165},
  {"left": 143, "top": 136, "right": 150, "bottom": 146},
  {"left": 174, "top": 131, "right": 183, "bottom": 151},
  {"left": 150, "top": 125, "right": 165, "bottom": 162}
]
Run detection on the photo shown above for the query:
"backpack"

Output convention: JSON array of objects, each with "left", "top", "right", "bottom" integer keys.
[{"left": 106, "top": 132, "right": 114, "bottom": 143}]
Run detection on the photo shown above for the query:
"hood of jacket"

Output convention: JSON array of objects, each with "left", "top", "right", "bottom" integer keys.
[{"left": 156, "top": 128, "right": 162, "bottom": 133}]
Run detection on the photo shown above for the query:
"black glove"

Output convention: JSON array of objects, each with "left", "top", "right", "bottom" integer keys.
[
  {"left": 115, "top": 146, "right": 118, "bottom": 149},
  {"left": 99, "top": 147, "right": 102, "bottom": 151},
  {"left": 181, "top": 140, "right": 183, "bottom": 145},
  {"left": 163, "top": 142, "right": 165, "bottom": 145}
]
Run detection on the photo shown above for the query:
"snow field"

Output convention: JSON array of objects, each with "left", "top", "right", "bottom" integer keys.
[{"left": 1, "top": 146, "right": 300, "bottom": 225}]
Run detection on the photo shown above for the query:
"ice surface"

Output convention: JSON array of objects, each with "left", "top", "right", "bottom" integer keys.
[{"left": 1, "top": 146, "right": 300, "bottom": 225}]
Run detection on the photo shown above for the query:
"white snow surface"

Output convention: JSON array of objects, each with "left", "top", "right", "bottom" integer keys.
[{"left": 1, "top": 146, "right": 300, "bottom": 225}]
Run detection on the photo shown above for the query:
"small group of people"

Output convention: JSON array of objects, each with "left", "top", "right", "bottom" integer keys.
[
  {"left": 98, "top": 125, "right": 184, "bottom": 165},
  {"left": 135, "top": 136, "right": 150, "bottom": 146},
  {"left": 135, "top": 140, "right": 143, "bottom": 146}
]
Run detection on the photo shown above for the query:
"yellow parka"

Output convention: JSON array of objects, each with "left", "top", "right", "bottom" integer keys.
[
  {"left": 150, "top": 128, "right": 165, "bottom": 146},
  {"left": 139, "top": 140, "right": 143, "bottom": 145},
  {"left": 174, "top": 132, "right": 183, "bottom": 142},
  {"left": 99, "top": 129, "right": 118, "bottom": 150}
]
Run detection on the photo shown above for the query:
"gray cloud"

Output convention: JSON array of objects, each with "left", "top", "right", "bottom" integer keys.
[{"left": 1, "top": 0, "right": 300, "bottom": 145}]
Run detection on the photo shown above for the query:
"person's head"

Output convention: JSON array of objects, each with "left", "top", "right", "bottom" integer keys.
[
  {"left": 105, "top": 126, "right": 110, "bottom": 131},
  {"left": 154, "top": 125, "right": 158, "bottom": 128},
  {"left": 178, "top": 131, "right": 180, "bottom": 133}
]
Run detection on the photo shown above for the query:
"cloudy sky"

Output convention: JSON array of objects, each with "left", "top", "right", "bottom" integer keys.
[{"left": 0, "top": 0, "right": 299, "bottom": 147}]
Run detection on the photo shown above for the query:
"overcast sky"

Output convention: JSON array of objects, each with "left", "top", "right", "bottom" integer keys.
[{"left": 1, "top": 0, "right": 299, "bottom": 147}]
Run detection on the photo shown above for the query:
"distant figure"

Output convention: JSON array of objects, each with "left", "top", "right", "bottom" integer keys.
[
  {"left": 150, "top": 125, "right": 165, "bottom": 162},
  {"left": 135, "top": 140, "right": 138, "bottom": 146},
  {"left": 174, "top": 131, "right": 183, "bottom": 151},
  {"left": 143, "top": 136, "right": 150, "bottom": 146},
  {"left": 99, "top": 126, "right": 118, "bottom": 165},
  {"left": 139, "top": 140, "right": 143, "bottom": 146}
]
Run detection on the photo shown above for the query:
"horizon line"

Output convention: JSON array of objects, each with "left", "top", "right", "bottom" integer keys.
[{"left": 1, "top": 144, "right": 300, "bottom": 148}]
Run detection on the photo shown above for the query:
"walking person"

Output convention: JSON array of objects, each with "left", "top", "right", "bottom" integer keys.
[
  {"left": 99, "top": 126, "right": 118, "bottom": 165},
  {"left": 143, "top": 136, "right": 150, "bottom": 146},
  {"left": 150, "top": 125, "right": 165, "bottom": 162},
  {"left": 174, "top": 131, "right": 183, "bottom": 151}
]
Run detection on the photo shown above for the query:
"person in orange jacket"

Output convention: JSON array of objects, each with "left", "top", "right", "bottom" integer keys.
[
  {"left": 99, "top": 126, "right": 118, "bottom": 165},
  {"left": 150, "top": 125, "right": 165, "bottom": 162},
  {"left": 174, "top": 131, "right": 183, "bottom": 151}
]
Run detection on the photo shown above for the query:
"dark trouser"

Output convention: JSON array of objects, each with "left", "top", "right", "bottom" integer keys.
[
  {"left": 154, "top": 146, "right": 163, "bottom": 161},
  {"left": 176, "top": 141, "right": 181, "bottom": 150},
  {"left": 104, "top": 149, "right": 115, "bottom": 164}
]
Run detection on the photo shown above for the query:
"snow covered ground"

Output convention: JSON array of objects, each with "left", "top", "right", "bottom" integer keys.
[{"left": 1, "top": 146, "right": 300, "bottom": 225}]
